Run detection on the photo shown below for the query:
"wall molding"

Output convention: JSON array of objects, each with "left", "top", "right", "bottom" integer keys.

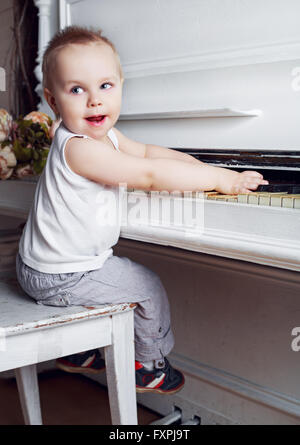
[
  {"left": 169, "top": 352, "right": 300, "bottom": 420},
  {"left": 119, "top": 108, "right": 262, "bottom": 120},
  {"left": 117, "top": 237, "right": 300, "bottom": 286},
  {"left": 122, "top": 39, "right": 300, "bottom": 79},
  {"left": 58, "top": 0, "right": 300, "bottom": 80}
]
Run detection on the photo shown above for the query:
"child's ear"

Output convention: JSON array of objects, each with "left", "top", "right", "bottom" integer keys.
[{"left": 44, "top": 88, "right": 58, "bottom": 115}]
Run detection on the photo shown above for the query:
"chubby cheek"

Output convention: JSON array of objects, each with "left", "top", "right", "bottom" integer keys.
[
  {"left": 59, "top": 100, "right": 81, "bottom": 121},
  {"left": 110, "top": 96, "right": 122, "bottom": 117},
  {"left": 56, "top": 92, "right": 78, "bottom": 110}
]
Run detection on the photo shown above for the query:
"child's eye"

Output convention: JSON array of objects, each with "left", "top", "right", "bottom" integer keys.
[
  {"left": 71, "top": 86, "right": 83, "bottom": 94},
  {"left": 101, "top": 83, "right": 112, "bottom": 90}
]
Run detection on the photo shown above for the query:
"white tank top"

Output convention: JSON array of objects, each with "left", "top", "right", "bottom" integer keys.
[{"left": 19, "top": 123, "right": 123, "bottom": 273}]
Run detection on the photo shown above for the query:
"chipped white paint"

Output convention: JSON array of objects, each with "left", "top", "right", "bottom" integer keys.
[{"left": 0, "top": 278, "right": 137, "bottom": 425}]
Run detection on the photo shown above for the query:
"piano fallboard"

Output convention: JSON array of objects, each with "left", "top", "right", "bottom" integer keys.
[
  {"left": 0, "top": 180, "right": 299, "bottom": 272},
  {"left": 176, "top": 148, "right": 300, "bottom": 171}
]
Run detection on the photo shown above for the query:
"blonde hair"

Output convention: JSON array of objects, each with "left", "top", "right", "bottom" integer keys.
[{"left": 42, "top": 25, "right": 123, "bottom": 90}]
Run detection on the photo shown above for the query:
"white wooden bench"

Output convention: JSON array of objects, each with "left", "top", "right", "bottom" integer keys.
[{"left": 0, "top": 277, "right": 137, "bottom": 425}]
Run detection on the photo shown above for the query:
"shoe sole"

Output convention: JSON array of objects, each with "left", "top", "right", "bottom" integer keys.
[
  {"left": 136, "top": 380, "right": 185, "bottom": 395},
  {"left": 57, "top": 361, "right": 185, "bottom": 394},
  {"left": 56, "top": 361, "right": 106, "bottom": 375}
]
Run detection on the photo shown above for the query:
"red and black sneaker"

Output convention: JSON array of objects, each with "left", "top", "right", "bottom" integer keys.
[
  {"left": 56, "top": 349, "right": 105, "bottom": 374},
  {"left": 135, "top": 358, "right": 185, "bottom": 395}
]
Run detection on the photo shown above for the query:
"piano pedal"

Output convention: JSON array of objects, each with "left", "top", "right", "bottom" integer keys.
[
  {"left": 181, "top": 416, "right": 201, "bottom": 425},
  {"left": 149, "top": 406, "right": 201, "bottom": 425}
]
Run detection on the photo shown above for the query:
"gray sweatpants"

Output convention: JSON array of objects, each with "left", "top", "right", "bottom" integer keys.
[{"left": 16, "top": 253, "right": 174, "bottom": 366}]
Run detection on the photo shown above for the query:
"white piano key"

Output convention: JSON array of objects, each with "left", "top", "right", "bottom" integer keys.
[
  {"left": 270, "top": 195, "right": 284, "bottom": 207},
  {"left": 248, "top": 195, "right": 259, "bottom": 205},
  {"left": 294, "top": 198, "right": 300, "bottom": 209},
  {"left": 282, "top": 196, "right": 295, "bottom": 209},
  {"left": 237, "top": 194, "right": 249, "bottom": 203},
  {"left": 258, "top": 195, "right": 271, "bottom": 206}
]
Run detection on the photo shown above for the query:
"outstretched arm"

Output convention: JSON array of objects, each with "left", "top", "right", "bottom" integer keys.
[
  {"left": 65, "top": 136, "right": 268, "bottom": 195},
  {"left": 145, "top": 144, "right": 204, "bottom": 165},
  {"left": 113, "top": 127, "right": 203, "bottom": 164},
  {"left": 112, "top": 128, "right": 268, "bottom": 193}
]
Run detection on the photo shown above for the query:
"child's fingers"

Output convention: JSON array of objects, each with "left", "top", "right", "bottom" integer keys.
[
  {"left": 238, "top": 187, "right": 254, "bottom": 194},
  {"left": 242, "top": 170, "right": 265, "bottom": 179},
  {"left": 238, "top": 178, "right": 266, "bottom": 192},
  {"left": 248, "top": 183, "right": 261, "bottom": 190},
  {"left": 231, "top": 173, "right": 269, "bottom": 195},
  {"left": 241, "top": 170, "right": 260, "bottom": 176},
  {"left": 244, "top": 177, "right": 268, "bottom": 187}
]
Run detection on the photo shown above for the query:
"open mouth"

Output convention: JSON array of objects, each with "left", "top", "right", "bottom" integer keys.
[{"left": 85, "top": 115, "right": 106, "bottom": 126}]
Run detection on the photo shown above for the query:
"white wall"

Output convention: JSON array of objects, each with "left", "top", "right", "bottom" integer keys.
[{"left": 41, "top": 0, "right": 300, "bottom": 150}]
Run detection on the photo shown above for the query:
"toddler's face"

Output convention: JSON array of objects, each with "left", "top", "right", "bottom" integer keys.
[{"left": 45, "top": 42, "right": 123, "bottom": 141}]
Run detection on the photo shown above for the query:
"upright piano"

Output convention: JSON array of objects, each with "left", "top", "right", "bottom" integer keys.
[
  {"left": 116, "top": 148, "right": 300, "bottom": 425},
  {"left": 120, "top": 148, "right": 300, "bottom": 272}
]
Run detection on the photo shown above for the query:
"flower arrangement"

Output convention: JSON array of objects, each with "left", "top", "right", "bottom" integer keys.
[{"left": 0, "top": 109, "right": 52, "bottom": 180}]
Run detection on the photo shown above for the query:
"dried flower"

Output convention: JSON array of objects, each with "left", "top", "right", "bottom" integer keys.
[
  {"left": 14, "top": 163, "right": 34, "bottom": 178},
  {"left": 24, "top": 111, "right": 52, "bottom": 134},
  {"left": 0, "top": 145, "right": 17, "bottom": 179},
  {"left": 12, "top": 111, "right": 52, "bottom": 175},
  {"left": 0, "top": 109, "right": 52, "bottom": 179}
]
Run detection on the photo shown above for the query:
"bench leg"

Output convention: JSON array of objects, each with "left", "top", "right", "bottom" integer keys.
[
  {"left": 104, "top": 310, "right": 138, "bottom": 425},
  {"left": 15, "top": 364, "right": 42, "bottom": 425}
]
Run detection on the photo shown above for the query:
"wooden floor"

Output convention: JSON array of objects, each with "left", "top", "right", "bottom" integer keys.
[{"left": 0, "top": 369, "right": 161, "bottom": 425}]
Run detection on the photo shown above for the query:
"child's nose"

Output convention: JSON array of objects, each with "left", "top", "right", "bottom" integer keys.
[
  {"left": 88, "top": 95, "right": 102, "bottom": 108},
  {"left": 88, "top": 100, "right": 102, "bottom": 108}
]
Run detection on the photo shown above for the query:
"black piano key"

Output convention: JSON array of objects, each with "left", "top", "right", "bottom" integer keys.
[
  {"left": 257, "top": 184, "right": 300, "bottom": 193},
  {"left": 290, "top": 186, "right": 300, "bottom": 194}
]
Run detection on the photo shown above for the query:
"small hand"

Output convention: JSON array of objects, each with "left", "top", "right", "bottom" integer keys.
[
  {"left": 216, "top": 169, "right": 269, "bottom": 195},
  {"left": 233, "top": 170, "right": 269, "bottom": 194}
]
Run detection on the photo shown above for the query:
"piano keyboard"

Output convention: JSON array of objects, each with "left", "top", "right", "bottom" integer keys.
[
  {"left": 171, "top": 148, "right": 300, "bottom": 210},
  {"left": 129, "top": 189, "right": 300, "bottom": 209},
  {"left": 204, "top": 191, "right": 300, "bottom": 209}
]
